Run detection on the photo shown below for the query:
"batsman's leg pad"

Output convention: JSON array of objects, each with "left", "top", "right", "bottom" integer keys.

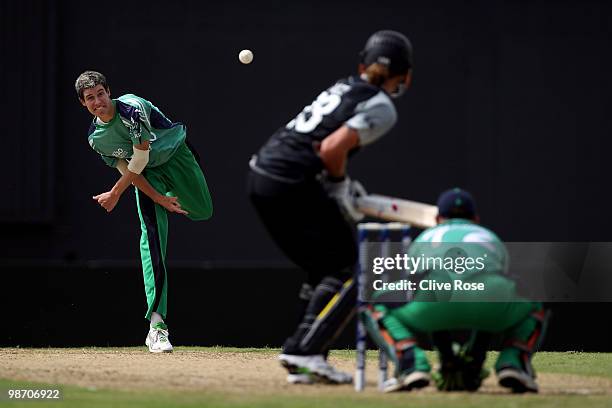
[
  {"left": 283, "top": 277, "right": 356, "bottom": 355},
  {"left": 294, "top": 283, "right": 314, "bottom": 325},
  {"left": 283, "top": 277, "right": 344, "bottom": 354}
]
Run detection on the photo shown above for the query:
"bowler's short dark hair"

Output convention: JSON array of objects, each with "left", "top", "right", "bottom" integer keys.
[{"left": 75, "top": 71, "right": 108, "bottom": 100}]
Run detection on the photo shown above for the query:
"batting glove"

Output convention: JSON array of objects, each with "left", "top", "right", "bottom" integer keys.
[{"left": 321, "top": 174, "right": 366, "bottom": 223}]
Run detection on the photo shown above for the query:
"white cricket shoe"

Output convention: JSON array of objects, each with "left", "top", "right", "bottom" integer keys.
[
  {"left": 497, "top": 368, "right": 538, "bottom": 393},
  {"left": 286, "top": 373, "right": 314, "bottom": 384},
  {"left": 145, "top": 322, "right": 173, "bottom": 353},
  {"left": 279, "top": 354, "right": 352, "bottom": 384},
  {"left": 383, "top": 371, "right": 431, "bottom": 393}
]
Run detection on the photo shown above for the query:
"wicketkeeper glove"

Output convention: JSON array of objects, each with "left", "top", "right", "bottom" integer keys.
[{"left": 432, "top": 351, "right": 490, "bottom": 392}]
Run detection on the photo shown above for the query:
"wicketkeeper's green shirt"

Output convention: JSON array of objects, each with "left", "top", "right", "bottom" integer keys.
[{"left": 408, "top": 218, "right": 509, "bottom": 276}]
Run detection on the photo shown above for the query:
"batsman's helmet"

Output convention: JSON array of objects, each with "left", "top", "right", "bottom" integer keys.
[{"left": 360, "top": 30, "right": 414, "bottom": 76}]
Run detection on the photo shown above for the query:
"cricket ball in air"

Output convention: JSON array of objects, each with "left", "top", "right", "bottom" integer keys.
[{"left": 239, "top": 49, "right": 253, "bottom": 64}]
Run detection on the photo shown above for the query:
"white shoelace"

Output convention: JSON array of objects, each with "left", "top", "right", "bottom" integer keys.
[{"left": 152, "top": 328, "right": 169, "bottom": 343}]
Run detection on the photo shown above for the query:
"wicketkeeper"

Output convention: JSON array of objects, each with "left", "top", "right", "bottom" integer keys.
[{"left": 361, "top": 188, "right": 548, "bottom": 393}]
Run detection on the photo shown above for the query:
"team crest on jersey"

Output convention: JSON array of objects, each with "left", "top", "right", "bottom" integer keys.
[
  {"left": 112, "top": 148, "right": 128, "bottom": 158},
  {"left": 120, "top": 109, "right": 143, "bottom": 140}
]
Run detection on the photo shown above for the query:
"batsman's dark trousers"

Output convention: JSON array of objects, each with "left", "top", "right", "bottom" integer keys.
[
  {"left": 247, "top": 170, "right": 357, "bottom": 286},
  {"left": 248, "top": 170, "right": 358, "bottom": 354}
]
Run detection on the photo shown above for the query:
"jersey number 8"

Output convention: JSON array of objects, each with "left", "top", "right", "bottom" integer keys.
[{"left": 287, "top": 91, "right": 342, "bottom": 133}]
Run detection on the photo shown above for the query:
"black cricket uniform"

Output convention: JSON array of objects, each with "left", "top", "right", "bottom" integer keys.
[{"left": 248, "top": 75, "right": 397, "bottom": 355}]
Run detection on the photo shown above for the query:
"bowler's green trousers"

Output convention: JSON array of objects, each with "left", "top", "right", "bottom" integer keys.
[{"left": 135, "top": 141, "right": 212, "bottom": 320}]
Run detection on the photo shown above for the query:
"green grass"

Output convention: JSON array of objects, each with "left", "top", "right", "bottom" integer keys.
[
  {"left": 1, "top": 378, "right": 610, "bottom": 408},
  {"left": 328, "top": 348, "right": 612, "bottom": 379},
  {"left": 1, "top": 348, "right": 611, "bottom": 408},
  {"left": 530, "top": 351, "right": 612, "bottom": 378}
]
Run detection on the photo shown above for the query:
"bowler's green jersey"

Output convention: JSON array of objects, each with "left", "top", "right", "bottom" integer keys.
[{"left": 87, "top": 94, "right": 186, "bottom": 168}]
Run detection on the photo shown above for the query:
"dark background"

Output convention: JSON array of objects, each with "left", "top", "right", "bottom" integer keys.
[{"left": 1, "top": 0, "right": 611, "bottom": 350}]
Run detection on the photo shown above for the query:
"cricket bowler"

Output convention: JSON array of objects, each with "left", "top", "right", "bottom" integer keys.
[{"left": 76, "top": 71, "right": 213, "bottom": 353}]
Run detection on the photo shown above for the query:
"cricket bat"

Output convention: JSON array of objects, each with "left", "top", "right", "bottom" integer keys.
[{"left": 355, "top": 194, "right": 438, "bottom": 229}]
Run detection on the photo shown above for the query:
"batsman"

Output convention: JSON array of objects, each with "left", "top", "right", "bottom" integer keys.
[
  {"left": 248, "top": 30, "right": 415, "bottom": 384},
  {"left": 362, "top": 188, "right": 548, "bottom": 393}
]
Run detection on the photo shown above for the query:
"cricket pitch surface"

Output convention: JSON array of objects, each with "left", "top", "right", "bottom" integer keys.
[{"left": 1, "top": 348, "right": 611, "bottom": 408}]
